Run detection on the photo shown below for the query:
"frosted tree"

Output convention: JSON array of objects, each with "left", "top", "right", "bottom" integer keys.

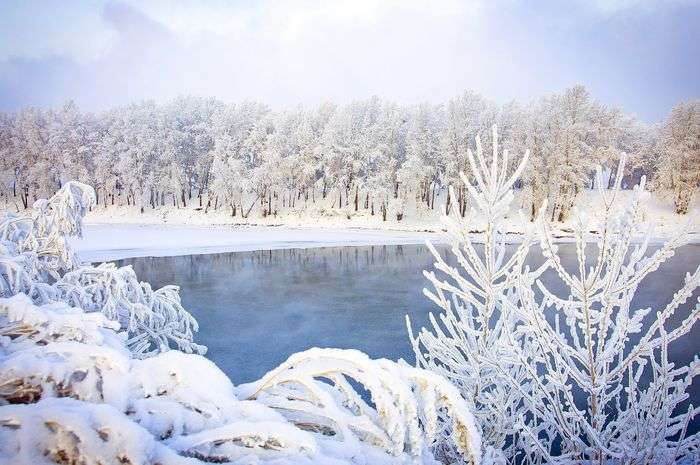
[
  {"left": 402, "top": 103, "right": 444, "bottom": 211},
  {"left": 440, "top": 92, "right": 498, "bottom": 216},
  {"left": 655, "top": 100, "right": 700, "bottom": 214},
  {"left": 410, "top": 125, "right": 700, "bottom": 464},
  {"left": 408, "top": 125, "right": 536, "bottom": 462},
  {"left": 210, "top": 153, "right": 249, "bottom": 216},
  {"left": 521, "top": 86, "right": 627, "bottom": 222}
]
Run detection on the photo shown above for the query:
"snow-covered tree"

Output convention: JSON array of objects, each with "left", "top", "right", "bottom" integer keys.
[
  {"left": 0, "top": 90, "right": 695, "bottom": 224},
  {"left": 655, "top": 100, "right": 700, "bottom": 214},
  {"left": 408, "top": 125, "right": 535, "bottom": 463},
  {"left": 409, "top": 126, "right": 700, "bottom": 464}
]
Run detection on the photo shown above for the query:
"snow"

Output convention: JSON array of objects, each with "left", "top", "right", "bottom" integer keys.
[
  {"left": 68, "top": 184, "right": 700, "bottom": 262},
  {"left": 70, "top": 224, "right": 444, "bottom": 262}
]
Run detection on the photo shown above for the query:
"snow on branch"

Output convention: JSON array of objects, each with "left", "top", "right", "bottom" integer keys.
[
  {"left": 54, "top": 263, "right": 205, "bottom": 358},
  {"left": 237, "top": 347, "right": 481, "bottom": 464}
]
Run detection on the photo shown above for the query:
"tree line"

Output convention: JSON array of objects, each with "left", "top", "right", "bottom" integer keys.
[{"left": 0, "top": 86, "right": 697, "bottom": 221}]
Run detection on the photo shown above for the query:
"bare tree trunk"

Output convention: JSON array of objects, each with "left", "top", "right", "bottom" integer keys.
[
  {"left": 445, "top": 185, "right": 451, "bottom": 215},
  {"left": 243, "top": 194, "right": 260, "bottom": 218},
  {"left": 674, "top": 184, "right": 693, "bottom": 214},
  {"left": 21, "top": 186, "right": 28, "bottom": 209},
  {"left": 268, "top": 190, "right": 272, "bottom": 216}
]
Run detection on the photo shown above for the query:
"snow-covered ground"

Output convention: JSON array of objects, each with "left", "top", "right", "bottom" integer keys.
[
  {"left": 5, "top": 188, "right": 692, "bottom": 262},
  {"left": 71, "top": 224, "right": 444, "bottom": 262},
  {"left": 64, "top": 188, "right": 699, "bottom": 261}
]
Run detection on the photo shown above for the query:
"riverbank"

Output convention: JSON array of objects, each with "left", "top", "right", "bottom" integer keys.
[
  {"left": 71, "top": 219, "right": 700, "bottom": 262},
  {"left": 71, "top": 224, "right": 445, "bottom": 262}
]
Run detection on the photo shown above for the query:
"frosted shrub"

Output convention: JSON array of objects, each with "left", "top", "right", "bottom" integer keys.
[
  {"left": 409, "top": 126, "right": 700, "bottom": 464},
  {"left": 0, "top": 182, "right": 205, "bottom": 357},
  {"left": 237, "top": 348, "right": 481, "bottom": 464},
  {"left": 55, "top": 263, "right": 205, "bottom": 357}
]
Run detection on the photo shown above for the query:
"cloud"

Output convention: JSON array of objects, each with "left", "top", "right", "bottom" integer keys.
[{"left": 0, "top": 0, "right": 697, "bottom": 120}]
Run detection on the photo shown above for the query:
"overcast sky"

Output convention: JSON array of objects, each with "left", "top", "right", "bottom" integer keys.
[{"left": 0, "top": 0, "right": 698, "bottom": 121}]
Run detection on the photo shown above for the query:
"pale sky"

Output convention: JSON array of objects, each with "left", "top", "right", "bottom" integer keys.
[{"left": 0, "top": 0, "right": 698, "bottom": 121}]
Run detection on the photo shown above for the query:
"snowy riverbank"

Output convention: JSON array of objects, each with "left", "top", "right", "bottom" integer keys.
[
  {"left": 71, "top": 224, "right": 445, "bottom": 262},
  {"left": 71, "top": 219, "right": 700, "bottom": 262},
  {"left": 64, "top": 188, "right": 698, "bottom": 261}
]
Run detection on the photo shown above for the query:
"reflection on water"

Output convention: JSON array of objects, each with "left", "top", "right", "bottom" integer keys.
[{"left": 116, "top": 243, "right": 700, "bottom": 418}]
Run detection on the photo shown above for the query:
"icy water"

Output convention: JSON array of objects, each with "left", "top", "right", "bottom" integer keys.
[{"left": 116, "top": 243, "right": 700, "bottom": 391}]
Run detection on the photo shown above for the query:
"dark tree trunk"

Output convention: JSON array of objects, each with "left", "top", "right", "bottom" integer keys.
[
  {"left": 445, "top": 186, "right": 451, "bottom": 215},
  {"left": 268, "top": 190, "right": 272, "bottom": 216}
]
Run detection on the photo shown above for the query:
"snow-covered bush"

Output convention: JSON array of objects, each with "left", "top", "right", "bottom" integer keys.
[
  {"left": 0, "top": 182, "right": 204, "bottom": 357},
  {"left": 409, "top": 126, "right": 700, "bottom": 463},
  {"left": 0, "top": 183, "right": 482, "bottom": 464},
  {"left": 237, "top": 348, "right": 480, "bottom": 464},
  {"left": 54, "top": 263, "right": 205, "bottom": 357}
]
